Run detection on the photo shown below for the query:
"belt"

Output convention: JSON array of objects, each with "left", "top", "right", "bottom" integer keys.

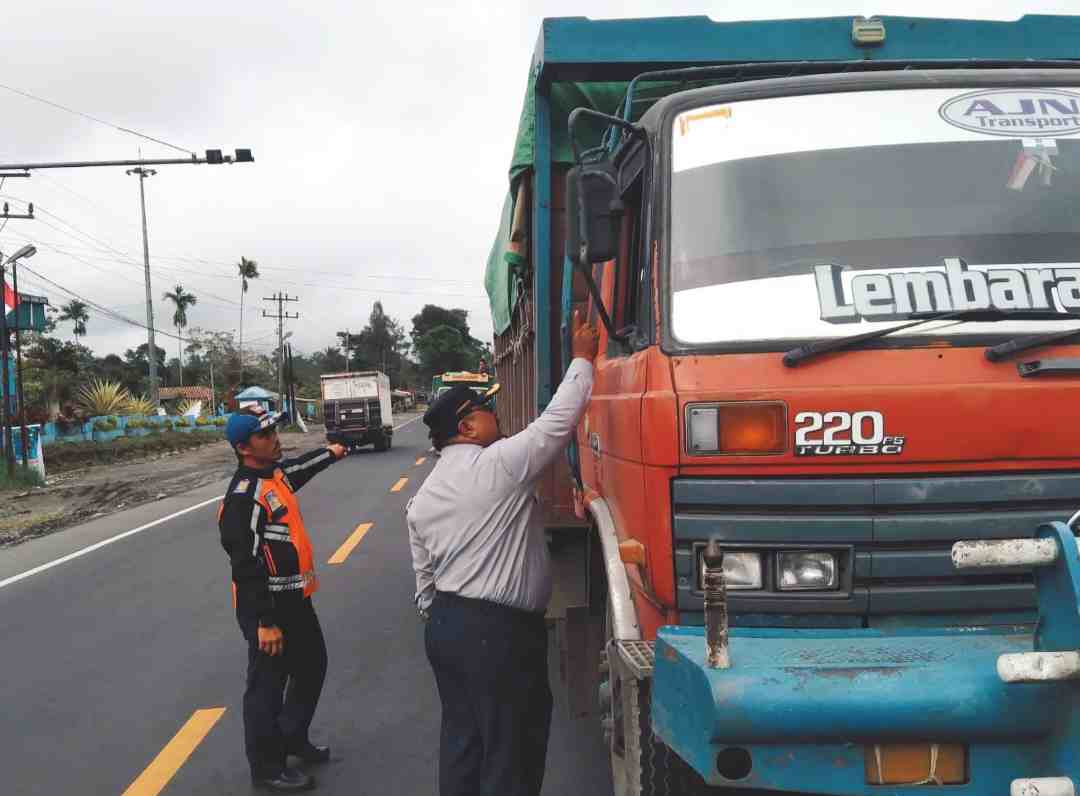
[{"left": 434, "top": 590, "right": 546, "bottom": 620}]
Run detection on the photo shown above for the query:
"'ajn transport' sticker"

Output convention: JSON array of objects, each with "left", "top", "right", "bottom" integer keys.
[
  {"left": 939, "top": 88, "right": 1080, "bottom": 137},
  {"left": 794, "top": 411, "right": 905, "bottom": 457}
]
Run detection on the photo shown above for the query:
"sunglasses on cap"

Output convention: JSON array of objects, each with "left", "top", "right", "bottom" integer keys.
[{"left": 455, "top": 384, "right": 501, "bottom": 420}]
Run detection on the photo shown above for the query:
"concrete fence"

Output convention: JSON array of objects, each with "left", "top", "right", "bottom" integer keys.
[{"left": 40, "top": 413, "right": 234, "bottom": 445}]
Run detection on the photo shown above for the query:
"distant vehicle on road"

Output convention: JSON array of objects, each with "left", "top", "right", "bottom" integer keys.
[
  {"left": 320, "top": 371, "right": 394, "bottom": 451},
  {"left": 431, "top": 370, "right": 492, "bottom": 402}
]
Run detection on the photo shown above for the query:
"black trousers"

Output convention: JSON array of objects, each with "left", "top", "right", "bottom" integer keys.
[
  {"left": 239, "top": 597, "right": 328, "bottom": 777},
  {"left": 425, "top": 591, "right": 553, "bottom": 796}
]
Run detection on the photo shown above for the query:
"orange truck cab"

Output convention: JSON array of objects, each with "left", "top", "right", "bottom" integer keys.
[{"left": 486, "top": 14, "right": 1080, "bottom": 796}]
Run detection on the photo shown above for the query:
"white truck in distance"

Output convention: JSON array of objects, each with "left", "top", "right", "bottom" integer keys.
[{"left": 320, "top": 371, "right": 394, "bottom": 452}]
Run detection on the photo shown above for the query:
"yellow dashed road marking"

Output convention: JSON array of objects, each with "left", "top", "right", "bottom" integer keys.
[
  {"left": 390, "top": 477, "right": 408, "bottom": 493},
  {"left": 121, "top": 707, "right": 226, "bottom": 796},
  {"left": 328, "top": 522, "right": 374, "bottom": 565},
  {"left": 415, "top": 457, "right": 426, "bottom": 466}
]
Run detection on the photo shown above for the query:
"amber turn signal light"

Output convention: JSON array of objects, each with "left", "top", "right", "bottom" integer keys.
[
  {"left": 686, "top": 402, "right": 787, "bottom": 455},
  {"left": 618, "top": 539, "right": 647, "bottom": 565}
]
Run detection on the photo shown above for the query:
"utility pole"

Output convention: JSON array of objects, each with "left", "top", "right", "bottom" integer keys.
[
  {"left": 286, "top": 343, "right": 297, "bottom": 424},
  {"left": 262, "top": 293, "right": 298, "bottom": 414},
  {"left": 127, "top": 167, "right": 159, "bottom": 404},
  {"left": 343, "top": 330, "right": 350, "bottom": 373}
]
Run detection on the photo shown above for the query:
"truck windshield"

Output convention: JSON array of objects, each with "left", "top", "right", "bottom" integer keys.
[{"left": 669, "top": 86, "right": 1080, "bottom": 348}]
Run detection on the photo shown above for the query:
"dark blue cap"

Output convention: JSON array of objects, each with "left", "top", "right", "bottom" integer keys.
[
  {"left": 226, "top": 410, "right": 284, "bottom": 448},
  {"left": 423, "top": 383, "right": 500, "bottom": 441}
]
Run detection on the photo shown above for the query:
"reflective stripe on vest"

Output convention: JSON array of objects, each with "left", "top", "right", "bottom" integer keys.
[
  {"left": 268, "top": 573, "right": 315, "bottom": 592},
  {"left": 256, "top": 470, "right": 319, "bottom": 598}
]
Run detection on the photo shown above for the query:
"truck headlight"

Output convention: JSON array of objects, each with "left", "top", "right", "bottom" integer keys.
[
  {"left": 777, "top": 551, "right": 838, "bottom": 591},
  {"left": 698, "top": 550, "right": 763, "bottom": 590}
]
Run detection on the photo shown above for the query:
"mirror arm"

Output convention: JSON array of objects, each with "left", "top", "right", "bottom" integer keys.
[
  {"left": 576, "top": 259, "right": 629, "bottom": 346},
  {"left": 568, "top": 108, "right": 643, "bottom": 165}
]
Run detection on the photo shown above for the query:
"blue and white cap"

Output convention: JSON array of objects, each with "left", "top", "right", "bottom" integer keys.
[{"left": 226, "top": 409, "right": 284, "bottom": 448}]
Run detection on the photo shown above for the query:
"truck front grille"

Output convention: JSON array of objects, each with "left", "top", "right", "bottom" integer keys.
[{"left": 672, "top": 472, "right": 1080, "bottom": 624}]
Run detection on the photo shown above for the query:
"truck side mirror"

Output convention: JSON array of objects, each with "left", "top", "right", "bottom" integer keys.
[{"left": 566, "top": 163, "right": 623, "bottom": 266}]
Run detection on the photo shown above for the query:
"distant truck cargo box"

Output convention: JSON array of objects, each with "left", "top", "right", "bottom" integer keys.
[
  {"left": 321, "top": 374, "right": 380, "bottom": 400},
  {"left": 320, "top": 371, "right": 394, "bottom": 452}
]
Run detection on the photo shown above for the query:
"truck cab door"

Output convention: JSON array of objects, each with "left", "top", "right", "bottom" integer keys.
[{"left": 581, "top": 172, "right": 649, "bottom": 502}]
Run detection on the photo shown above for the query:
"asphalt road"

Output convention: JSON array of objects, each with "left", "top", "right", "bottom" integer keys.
[{"left": 0, "top": 415, "right": 613, "bottom": 795}]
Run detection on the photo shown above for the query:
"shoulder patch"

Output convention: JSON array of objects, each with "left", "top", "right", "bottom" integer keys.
[
  {"left": 265, "top": 490, "right": 284, "bottom": 513},
  {"left": 234, "top": 478, "right": 251, "bottom": 494}
]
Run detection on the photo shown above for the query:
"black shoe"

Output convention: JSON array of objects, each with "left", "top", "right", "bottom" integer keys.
[
  {"left": 288, "top": 741, "right": 331, "bottom": 764},
  {"left": 252, "top": 767, "right": 315, "bottom": 792}
]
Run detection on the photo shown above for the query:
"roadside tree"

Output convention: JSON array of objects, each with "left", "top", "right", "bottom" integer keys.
[{"left": 162, "top": 284, "right": 197, "bottom": 386}]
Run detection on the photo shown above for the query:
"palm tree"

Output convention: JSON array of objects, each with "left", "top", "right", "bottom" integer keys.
[
  {"left": 57, "top": 300, "right": 89, "bottom": 343},
  {"left": 162, "top": 284, "right": 197, "bottom": 386},
  {"left": 237, "top": 257, "right": 259, "bottom": 384}
]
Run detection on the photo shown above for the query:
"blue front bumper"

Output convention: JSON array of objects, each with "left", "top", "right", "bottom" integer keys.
[{"left": 650, "top": 523, "right": 1080, "bottom": 794}]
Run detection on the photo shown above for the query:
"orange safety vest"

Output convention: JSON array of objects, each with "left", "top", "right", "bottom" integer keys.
[
  {"left": 222, "top": 466, "right": 319, "bottom": 604},
  {"left": 256, "top": 470, "right": 319, "bottom": 599}
]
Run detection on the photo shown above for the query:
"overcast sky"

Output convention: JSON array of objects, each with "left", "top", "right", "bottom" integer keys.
[{"left": 0, "top": 0, "right": 1075, "bottom": 362}]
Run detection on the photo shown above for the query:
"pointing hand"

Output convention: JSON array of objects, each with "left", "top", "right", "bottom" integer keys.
[{"left": 571, "top": 309, "right": 599, "bottom": 363}]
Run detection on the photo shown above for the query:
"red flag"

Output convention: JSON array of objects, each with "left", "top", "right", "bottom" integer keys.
[{"left": 3, "top": 280, "right": 16, "bottom": 313}]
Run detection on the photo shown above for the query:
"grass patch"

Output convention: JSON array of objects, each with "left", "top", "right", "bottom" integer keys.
[
  {"left": 0, "top": 466, "right": 46, "bottom": 492},
  {"left": 44, "top": 431, "right": 226, "bottom": 473}
]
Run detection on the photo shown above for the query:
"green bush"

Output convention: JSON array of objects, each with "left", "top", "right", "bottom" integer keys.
[
  {"left": 43, "top": 429, "right": 225, "bottom": 473},
  {"left": 126, "top": 418, "right": 145, "bottom": 430},
  {"left": 0, "top": 466, "right": 45, "bottom": 491},
  {"left": 195, "top": 416, "right": 211, "bottom": 426},
  {"left": 212, "top": 417, "right": 227, "bottom": 426},
  {"left": 92, "top": 417, "right": 118, "bottom": 432},
  {"left": 162, "top": 419, "right": 175, "bottom": 431},
  {"left": 78, "top": 380, "right": 131, "bottom": 417},
  {"left": 174, "top": 416, "right": 191, "bottom": 428}
]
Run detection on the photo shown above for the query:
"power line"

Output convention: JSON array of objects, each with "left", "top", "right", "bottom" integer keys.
[
  {"left": 0, "top": 81, "right": 195, "bottom": 155},
  {"left": 0, "top": 211, "right": 255, "bottom": 312},
  {"left": 0, "top": 194, "right": 488, "bottom": 300},
  {"left": 18, "top": 263, "right": 188, "bottom": 343},
  {"left": 0, "top": 231, "right": 258, "bottom": 315},
  {"left": 4, "top": 181, "right": 483, "bottom": 287}
]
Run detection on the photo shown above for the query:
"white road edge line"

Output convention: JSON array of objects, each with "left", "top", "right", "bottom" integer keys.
[
  {"left": 2, "top": 420, "right": 423, "bottom": 592},
  {"left": 0, "top": 495, "right": 221, "bottom": 591}
]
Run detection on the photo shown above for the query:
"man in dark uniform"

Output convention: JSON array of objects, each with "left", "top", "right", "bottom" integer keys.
[{"left": 219, "top": 407, "right": 346, "bottom": 792}]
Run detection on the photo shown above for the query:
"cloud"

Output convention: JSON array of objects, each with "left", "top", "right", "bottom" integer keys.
[{"left": 1, "top": 0, "right": 1075, "bottom": 369}]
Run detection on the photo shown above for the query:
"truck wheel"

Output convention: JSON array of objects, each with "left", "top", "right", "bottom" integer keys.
[
  {"left": 603, "top": 610, "right": 710, "bottom": 796},
  {"left": 373, "top": 433, "right": 389, "bottom": 452}
]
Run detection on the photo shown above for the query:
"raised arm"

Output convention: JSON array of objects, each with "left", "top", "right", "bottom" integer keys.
[
  {"left": 495, "top": 311, "right": 598, "bottom": 484},
  {"left": 280, "top": 445, "right": 344, "bottom": 491}
]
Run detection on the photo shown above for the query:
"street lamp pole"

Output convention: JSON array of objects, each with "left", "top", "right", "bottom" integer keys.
[{"left": 127, "top": 167, "right": 159, "bottom": 405}]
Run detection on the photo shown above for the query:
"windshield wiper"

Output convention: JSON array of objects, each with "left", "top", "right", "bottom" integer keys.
[
  {"left": 783, "top": 309, "right": 1076, "bottom": 368},
  {"left": 985, "top": 324, "right": 1080, "bottom": 362}
]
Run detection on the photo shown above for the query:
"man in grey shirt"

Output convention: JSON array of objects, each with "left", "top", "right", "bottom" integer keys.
[{"left": 408, "top": 312, "right": 598, "bottom": 796}]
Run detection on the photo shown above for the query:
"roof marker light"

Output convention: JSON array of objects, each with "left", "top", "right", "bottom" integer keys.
[{"left": 852, "top": 16, "right": 886, "bottom": 46}]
